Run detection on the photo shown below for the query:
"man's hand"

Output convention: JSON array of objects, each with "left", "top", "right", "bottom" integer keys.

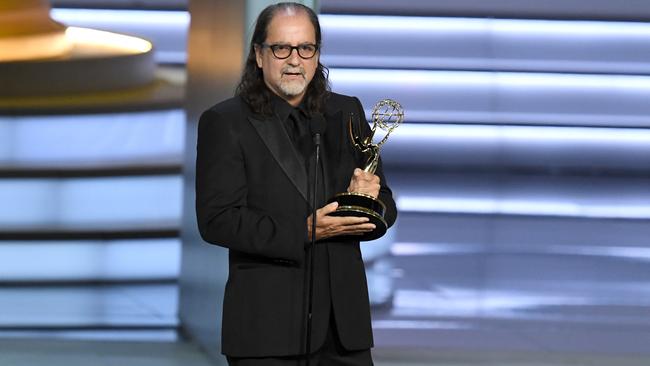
[
  {"left": 347, "top": 168, "right": 380, "bottom": 198},
  {"left": 307, "top": 202, "right": 375, "bottom": 241}
]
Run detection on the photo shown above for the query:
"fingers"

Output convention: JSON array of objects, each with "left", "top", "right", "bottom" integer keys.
[
  {"left": 336, "top": 222, "right": 376, "bottom": 237},
  {"left": 313, "top": 211, "right": 376, "bottom": 240},
  {"left": 345, "top": 223, "right": 376, "bottom": 232},
  {"left": 313, "top": 198, "right": 380, "bottom": 240},
  {"left": 321, "top": 222, "right": 376, "bottom": 239},
  {"left": 353, "top": 168, "right": 380, "bottom": 184},
  {"left": 348, "top": 169, "right": 380, "bottom": 197},
  {"left": 317, "top": 201, "right": 339, "bottom": 216},
  {"left": 319, "top": 209, "right": 370, "bottom": 225},
  {"left": 321, "top": 216, "right": 375, "bottom": 233},
  {"left": 333, "top": 216, "right": 370, "bottom": 226}
]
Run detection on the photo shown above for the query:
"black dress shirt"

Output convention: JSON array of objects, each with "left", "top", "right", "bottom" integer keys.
[{"left": 271, "top": 95, "right": 326, "bottom": 210}]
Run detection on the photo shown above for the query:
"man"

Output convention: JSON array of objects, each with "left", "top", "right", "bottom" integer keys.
[{"left": 195, "top": 2, "right": 397, "bottom": 365}]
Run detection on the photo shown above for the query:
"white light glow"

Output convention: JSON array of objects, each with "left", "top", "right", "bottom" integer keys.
[
  {"left": 497, "top": 72, "right": 650, "bottom": 89},
  {"left": 545, "top": 245, "right": 650, "bottom": 261},
  {"left": 328, "top": 68, "right": 650, "bottom": 126},
  {"left": 392, "top": 288, "right": 590, "bottom": 318},
  {"left": 391, "top": 242, "right": 650, "bottom": 262},
  {"left": 52, "top": 9, "right": 190, "bottom": 26},
  {"left": 0, "top": 330, "right": 178, "bottom": 342},
  {"left": 322, "top": 15, "right": 487, "bottom": 32},
  {"left": 321, "top": 15, "right": 650, "bottom": 37},
  {"left": 330, "top": 69, "right": 492, "bottom": 86},
  {"left": 392, "top": 123, "right": 650, "bottom": 144},
  {"left": 391, "top": 242, "right": 483, "bottom": 256},
  {"left": 0, "top": 285, "right": 178, "bottom": 327},
  {"left": 52, "top": 9, "right": 189, "bottom": 64},
  {"left": 66, "top": 26, "right": 152, "bottom": 53},
  {"left": 396, "top": 196, "right": 650, "bottom": 219},
  {"left": 0, "top": 239, "right": 181, "bottom": 281},
  {"left": 493, "top": 18, "right": 650, "bottom": 36},
  {"left": 372, "top": 320, "right": 470, "bottom": 330},
  {"left": 330, "top": 69, "right": 650, "bottom": 91},
  {"left": 0, "top": 176, "right": 182, "bottom": 227},
  {"left": 0, "top": 110, "right": 184, "bottom": 167}
]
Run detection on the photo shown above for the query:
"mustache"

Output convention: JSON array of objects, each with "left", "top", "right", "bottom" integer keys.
[{"left": 282, "top": 66, "right": 305, "bottom": 76}]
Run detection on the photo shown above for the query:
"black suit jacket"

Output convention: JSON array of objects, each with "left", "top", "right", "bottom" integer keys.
[{"left": 195, "top": 92, "right": 397, "bottom": 358}]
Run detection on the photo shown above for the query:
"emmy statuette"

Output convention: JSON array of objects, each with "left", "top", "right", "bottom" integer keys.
[{"left": 328, "top": 99, "right": 403, "bottom": 241}]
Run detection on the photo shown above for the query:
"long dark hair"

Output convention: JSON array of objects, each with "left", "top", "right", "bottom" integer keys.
[{"left": 236, "top": 2, "right": 330, "bottom": 116}]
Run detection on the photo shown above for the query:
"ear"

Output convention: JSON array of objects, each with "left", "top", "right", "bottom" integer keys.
[{"left": 254, "top": 45, "right": 263, "bottom": 69}]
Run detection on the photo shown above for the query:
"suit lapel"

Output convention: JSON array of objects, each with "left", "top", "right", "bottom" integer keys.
[{"left": 249, "top": 115, "right": 309, "bottom": 203}]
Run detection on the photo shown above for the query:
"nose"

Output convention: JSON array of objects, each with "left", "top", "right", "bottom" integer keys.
[{"left": 287, "top": 48, "right": 301, "bottom": 65}]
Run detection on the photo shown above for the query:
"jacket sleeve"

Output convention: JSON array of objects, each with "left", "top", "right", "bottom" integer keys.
[
  {"left": 353, "top": 97, "right": 398, "bottom": 229},
  {"left": 195, "top": 108, "right": 305, "bottom": 264}
]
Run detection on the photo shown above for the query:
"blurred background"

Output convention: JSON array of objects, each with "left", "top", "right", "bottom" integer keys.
[{"left": 1, "top": 0, "right": 650, "bottom": 365}]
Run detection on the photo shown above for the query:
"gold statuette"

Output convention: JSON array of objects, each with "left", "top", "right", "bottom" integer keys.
[{"left": 328, "top": 99, "right": 403, "bottom": 241}]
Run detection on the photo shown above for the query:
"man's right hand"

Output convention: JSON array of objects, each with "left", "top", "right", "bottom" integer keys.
[{"left": 306, "top": 202, "right": 376, "bottom": 241}]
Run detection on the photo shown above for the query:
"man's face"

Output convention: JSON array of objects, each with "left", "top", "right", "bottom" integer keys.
[{"left": 255, "top": 10, "right": 319, "bottom": 106}]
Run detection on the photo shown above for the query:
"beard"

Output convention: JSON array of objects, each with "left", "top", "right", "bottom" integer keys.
[
  {"left": 279, "top": 78, "right": 307, "bottom": 97},
  {"left": 279, "top": 66, "right": 307, "bottom": 97}
]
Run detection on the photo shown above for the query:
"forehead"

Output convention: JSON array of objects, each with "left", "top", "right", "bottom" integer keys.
[{"left": 265, "top": 11, "right": 316, "bottom": 43}]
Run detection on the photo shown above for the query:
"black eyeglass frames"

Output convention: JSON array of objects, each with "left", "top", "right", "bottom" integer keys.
[{"left": 259, "top": 43, "right": 319, "bottom": 59}]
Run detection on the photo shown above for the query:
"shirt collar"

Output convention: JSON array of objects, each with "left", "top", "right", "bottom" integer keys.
[{"left": 270, "top": 92, "right": 310, "bottom": 122}]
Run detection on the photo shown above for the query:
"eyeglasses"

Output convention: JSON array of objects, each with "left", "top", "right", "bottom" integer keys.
[{"left": 260, "top": 43, "right": 319, "bottom": 59}]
